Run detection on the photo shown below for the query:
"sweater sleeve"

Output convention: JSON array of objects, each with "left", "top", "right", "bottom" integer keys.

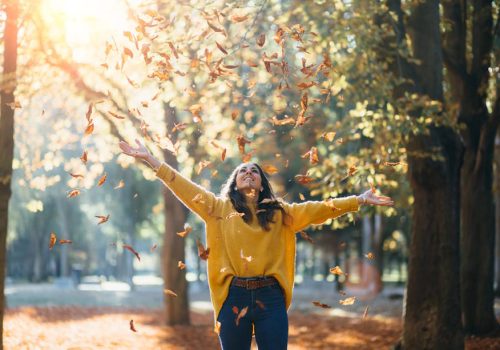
[
  {"left": 156, "top": 162, "right": 222, "bottom": 222},
  {"left": 282, "top": 196, "right": 359, "bottom": 233}
]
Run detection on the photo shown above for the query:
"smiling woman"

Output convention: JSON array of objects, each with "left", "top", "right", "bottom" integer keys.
[{"left": 40, "top": 0, "right": 130, "bottom": 60}]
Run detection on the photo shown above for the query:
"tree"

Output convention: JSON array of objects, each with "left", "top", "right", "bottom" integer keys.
[
  {"left": 383, "top": 1, "right": 464, "bottom": 348},
  {"left": 442, "top": 0, "right": 500, "bottom": 335},
  {"left": 0, "top": 0, "right": 18, "bottom": 346}
]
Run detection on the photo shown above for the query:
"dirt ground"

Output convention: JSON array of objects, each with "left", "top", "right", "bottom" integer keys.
[{"left": 4, "top": 306, "right": 500, "bottom": 350}]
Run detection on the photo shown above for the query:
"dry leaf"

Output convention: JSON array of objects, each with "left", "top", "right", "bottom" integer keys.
[
  {"left": 95, "top": 214, "right": 110, "bottom": 225},
  {"left": 262, "top": 164, "right": 278, "bottom": 175},
  {"left": 177, "top": 224, "right": 192, "bottom": 238},
  {"left": 365, "top": 252, "right": 375, "bottom": 260},
  {"left": 59, "top": 239, "right": 72, "bottom": 245},
  {"left": 114, "top": 180, "right": 125, "bottom": 189},
  {"left": 299, "top": 231, "right": 314, "bottom": 244},
  {"left": 240, "top": 249, "right": 252, "bottom": 262},
  {"left": 235, "top": 306, "right": 248, "bottom": 326},
  {"left": 150, "top": 244, "right": 157, "bottom": 252},
  {"left": 294, "top": 174, "right": 314, "bottom": 185},
  {"left": 123, "top": 244, "right": 141, "bottom": 261},
  {"left": 339, "top": 296, "right": 356, "bottom": 305},
  {"left": 80, "top": 151, "right": 88, "bottom": 164},
  {"left": 163, "top": 289, "right": 178, "bottom": 297},
  {"left": 256, "top": 300, "right": 266, "bottom": 310},
  {"left": 67, "top": 189, "right": 81, "bottom": 198},
  {"left": 49, "top": 232, "right": 57, "bottom": 250},
  {"left": 256, "top": 34, "right": 266, "bottom": 47},
  {"left": 178, "top": 261, "right": 186, "bottom": 270},
  {"left": 97, "top": 173, "right": 107, "bottom": 186},
  {"left": 84, "top": 121, "right": 94, "bottom": 136},
  {"left": 129, "top": 319, "right": 137, "bottom": 332},
  {"left": 329, "top": 266, "right": 344, "bottom": 275},
  {"left": 312, "top": 301, "right": 331, "bottom": 309},
  {"left": 196, "top": 239, "right": 210, "bottom": 260}
]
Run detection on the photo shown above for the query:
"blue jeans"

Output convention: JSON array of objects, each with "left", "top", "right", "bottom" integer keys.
[{"left": 217, "top": 278, "right": 288, "bottom": 350}]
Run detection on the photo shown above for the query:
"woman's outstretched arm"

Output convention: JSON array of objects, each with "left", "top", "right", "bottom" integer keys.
[
  {"left": 283, "top": 190, "right": 394, "bottom": 233},
  {"left": 119, "top": 139, "right": 222, "bottom": 222}
]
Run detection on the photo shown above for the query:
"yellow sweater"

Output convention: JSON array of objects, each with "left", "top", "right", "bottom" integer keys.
[{"left": 156, "top": 162, "right": 359, "bottom": 324}]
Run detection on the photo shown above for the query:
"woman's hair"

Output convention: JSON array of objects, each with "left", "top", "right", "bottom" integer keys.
[{"left": 220, "top": 163, "right": 290, "bottom": 231}]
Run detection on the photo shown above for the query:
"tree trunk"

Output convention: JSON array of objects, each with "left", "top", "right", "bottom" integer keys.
[
  {"left": 494, "top": 134, "right": 500, "bottom": 295},
  {"left": 402, "top": 0, "right": 464, "bottom": 348},
  {"left": 0, "top": 1, "right": 18, "bottom": 346},
  {"left": 442, "top": 0, "right": 499, "bottom": 335},
  {"left": 161, "top": 103, "right": 190, "bottom": 325}
]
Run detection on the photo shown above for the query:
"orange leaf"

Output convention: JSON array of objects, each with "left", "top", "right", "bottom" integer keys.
[
  {"left": 235, "top": 306, "right": 248, "bottom": 326},
  {"left": 67, "top": 189, "right": 81, "bottom": 198},
  {"left": 176, "top": 224, "right": 192, "bottom": 238},
  {"left": 365, "top": 252, "right": 375, "bottom": 260},
  {"left": 312, "top": 301, "right": 331, "bottom": 309},
  {"left": 339, "top": 296, "right": 356, "bottom": 305},
  {"left": 262, "top": 164, "right": 278, "bottom": 175},
  {"left": 230, "top": 15, "right": 249, "bottom": 23},
  {"left": 329, "top": 266, "right": 344, "bottom": 275},
  {"left": 216, "top": 41, "right": 228, "bottom": 55},
  {"left": 296, "top": 81, "right": 315, "bottom": 89},
  {"left": 123, "top": 244, "right": 141, "bottom": 261},
  {"left": 294, "top": 174, "right": 314, "bottom": 185},
  {"left": 163, "top": 289, "right": 178, "bottom": 297},
  {"left": 221, "top": 148, "right": 227, "bottom": 162},
  {"left": 123, "top": 47, "right": 133, "bottom": 58},
  {"left": 49, "top": 232, "right": 57, "bottom": 250},
  {"left": 69, "top": 173, "right": 84, "bottom": 179},
  {"left": 84, "top": 121, "right": 94, "bottom": 136},
  {"left": 95, "top": 214, "right": 110, "bottom": 225},
  {"left": 97, "top": 173, "right": 107, "bottom": 186},
  {"left": 85, "top": 103, "right": 93, "bottom": 122},
  {"left": 256, "top": 300, "right": 266, "bottom": 310},
  {"left": 150, "top": 243, "right": 158, "bottom": 252},
  {"left": 321, "top": 131, "right": 336, "bottom": 142},
  {"left": 196, "top": 239, "right": 210, "bottom": 260},
  {"left": 108, "top": 111, "right": 126, "bottom": 119},
  {"left": 178, "top": 261, "right": 186, "bottom": 270},
  {"left": 59, "top": 239, "right": 72, "bottom": 245},
  {"left": 80, "top": 151, "right": 88, "bottom": 164}
]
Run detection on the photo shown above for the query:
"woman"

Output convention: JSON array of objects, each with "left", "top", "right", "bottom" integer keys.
[{"left": 119, "top": 139, "right": 393, "bottom": 350}]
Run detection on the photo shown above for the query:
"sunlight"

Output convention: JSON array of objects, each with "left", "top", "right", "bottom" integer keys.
[{"left": 40, "top": 0, "right": 132, "bottom": 61}]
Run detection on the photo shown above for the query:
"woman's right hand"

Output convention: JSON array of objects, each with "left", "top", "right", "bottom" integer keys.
[{"left": 119, "top": 139, "right": 150, "bottom": 160}]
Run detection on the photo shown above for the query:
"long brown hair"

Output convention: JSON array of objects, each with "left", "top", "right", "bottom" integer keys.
[{"left": 220, "top": 163, "right": 290, "bottom": 231}]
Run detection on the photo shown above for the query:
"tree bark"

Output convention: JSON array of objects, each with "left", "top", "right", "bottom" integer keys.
[
  {"left": 495, "top": 133, "right": 500, "bottom": 295},
  {"left": 442, "top": 0, "right": 499, "bottom": 335},
  {"left": 0, "top": 1, "right": 18, "bottom": 347},
  {"left": 161, "top": 103, "right": 190, "bottom": 325},
  {"left": 395, "top": 0, "right": 464, "bottom": 348}
]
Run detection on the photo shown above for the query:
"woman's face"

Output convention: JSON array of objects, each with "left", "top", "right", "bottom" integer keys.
[{"left": 235, "top": 163, "right": 262, "bottom": 193}]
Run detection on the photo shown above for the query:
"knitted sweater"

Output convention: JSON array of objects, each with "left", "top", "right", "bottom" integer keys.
[{"left": 156, "top": 162, "right": 359, "bottom": 324}]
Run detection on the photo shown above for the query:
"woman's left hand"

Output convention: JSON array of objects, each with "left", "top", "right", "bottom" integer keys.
[{"left": 357, "top": 189, "right": 394, "bottom": 207}]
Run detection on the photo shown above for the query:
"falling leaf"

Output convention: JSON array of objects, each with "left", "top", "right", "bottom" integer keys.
[
  {"left": 97, "top": 173, "right": 107, "bottom": 186},
  {"left": 230, "top": 15, "right": 249, "bottom": 23},
  {"left": 49, "top": 232, "right": 57, "bottom": 250},
  {"left": 312, "top": 301, "right": 331, "bottom": 309},
  {"left": 178, "top": 261, "right": 186, "bottom": 270},
  {"left": 348, "top": 165, "right": 357, "bottom": 177},
  {"left": 114, "top": 180, "right": 125, "bottom": 189},
  {"left": 363, "top": 306, "right": 369, "bottom": 319},
  {"left": 197, "top": 160, "right": 211, "bottom": 175},
  {"left": 299, "top": 231, "right": 314, "bottom": 244},
  {"left": 177, "top": 224, "right": 192, "bottom": 238},
  {"left": 85, "top": 103, "right": 93, "bottom": 122},
  {"left": 231, "top": 110, "right": 239, "bottom": 120},
  {"left": 216, "top": 41, "right": 228, "bottom": 55},
  {"left": 261, "top": 164, "right": 278, "bottom": 175},
  {"left": 123, "top": 47, "right": 133, "bottom": 58},
  {"left": 236, "top": 135, "right": 251, "bottom": 154},
  {"left": 383, "top": 161, "right": 405, "bottom": 167},
  {"left": 163, "top": 289, "right": 178, "bottom": 297},
  {"left": 95, "top": 214, "right": 110, "bottom": 225},
  {"left": 297, "top": 81, "right": 316, "bottom": 89},
  {"left": 256, "top": 33, "right": 266, "bottom": 47},
  {"left": 329, "top": 266, "right": 344, "bottom": 275},
  {"left": 294, "top": 174, "right": 314, "bottom": 185},
  {"left": 214, "top": 321, "right": 221, "bottom": 335},
  {"left": 240, "top": 249, "right": 252, "bottom": 262},
  {"left": 150, "top": 243, "right": 157, "bottom": 252},
  {"left": 80, "top": 151, "right": 88, "bottom": 164},
  {"left": 123, "top": 244, "right": 141, "bottom": 261},
  {"left": 301, "top": 147, "right": 319, "bottom": 165},
  {"left": 271, "top": 116, "right": 295, "bottom": 126},
  {"left": 84, "top": 121, "right": 94, "bottom": 136},
  {"left": 129, "top": 320, "right": 137, "bottom": 332},
  {"left": 59, "top": 239, "right": 72, "bottom": 245},
  {"left": 232, "top": 306, "right": 239, "bottom": 315},
  {"left": 196, "top": 239, "right": 210, "bottom": 260},
  {"left": 108, "top": 111, "right": 126, "bottom": 119},
  {"left": 189, "top": 104, "right": 203, "bottom": 123},
  {"left": 235, "top": 306, "right": 248, "bottom": 326},
  {"left": 339, "top": 296, "right": 356, "bottom": 305},
  {"left": 221, "top": 148, "right": 227, "bottom": 162},
  {"left": 172, "top": 122, "right": 187, "bottom": 132},
  {"left": 365, "top": 252, "right": 375, "bottom": 260},
  {"left": 299, "top": 193, "right": 305, "bottom": 201},
  {"left": 67, "top": 189, "right": 81, "bottom": 198},
  {"left": 69, "top": 173, "right": 84, "bottom": 179},
  {"left": 321, "top": 132, "right": 336, "bottom": 142},
  {"left": 368, "top": 180, "right": 376, "bottom": 193}
]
